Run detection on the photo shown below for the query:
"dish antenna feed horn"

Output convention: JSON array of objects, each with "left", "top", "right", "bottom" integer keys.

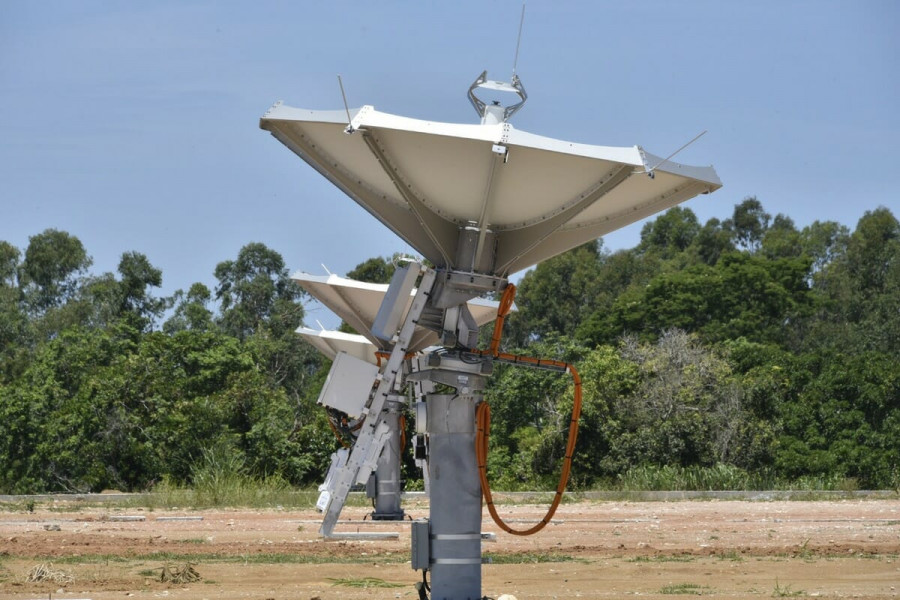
[{"left": 468, "top": 70, "right": 528, "bottom": 125}]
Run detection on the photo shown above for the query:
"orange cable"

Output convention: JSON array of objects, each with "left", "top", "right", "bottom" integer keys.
[
  {"left": 489, "top": 283, "right": 517, "bottom": 355},
  {"left": 476, "top": 362, "right": 581, "bottom": 536},
  {"left": 327, "top": 416, "right": 351, "bottom": 449},
  {"left": 474, "top": 282, "right": 583, "bottom": 535},
  {"left": 399, "top": 414, "right": 408, "bottom": 453}
]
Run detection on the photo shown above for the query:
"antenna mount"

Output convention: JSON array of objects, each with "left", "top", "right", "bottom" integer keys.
[{"left": 468, "top": 71, "right": 527, "bottom": 124}]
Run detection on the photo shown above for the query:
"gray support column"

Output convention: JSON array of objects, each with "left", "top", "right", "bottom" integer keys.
[
  {"left": 426, "top": 393, "right": 482, "bottom": 599},
  {"left": 372, "top": 398, "right": 404, "bottom": 520}
]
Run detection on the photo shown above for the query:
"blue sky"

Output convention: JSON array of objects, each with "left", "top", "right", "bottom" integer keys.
[{"left": 1, "top": 1, "right": 897, "bottom": 326}]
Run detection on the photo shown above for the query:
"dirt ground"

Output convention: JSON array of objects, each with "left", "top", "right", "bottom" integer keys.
[{"left": 1, "top": 496, "right": 898, "bottom": 599}]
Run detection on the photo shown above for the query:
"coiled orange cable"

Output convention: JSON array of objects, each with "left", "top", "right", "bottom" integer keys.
[{"left": 474, "top": 283, "right": 583, "bottom": 536}]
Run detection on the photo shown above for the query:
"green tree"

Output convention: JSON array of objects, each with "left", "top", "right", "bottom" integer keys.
[
  {"left": 0, "top": 242, "right": 28, "bottom": 380},
  {"left": 0, "top": 241, "right": 19, "bottom": 286},
  {"left": 164, "top": 283, "right": 215, "bottom": 333},
  {"left": 845, "top": 207, "right": 899, "bottom": 294},
  {"left": 347, "top": 255, "right": 397, "bottom": 283},
  {"left": 804, "top": 208, "right": 900, "bottom": 354},
  {"left": 215, "top": 243, "right": 305, "bottom": 339},
  {"left": 117, "top": 251, "right": 167, "bottom": 331},
  {"left": 20, "top": 229, "right": 91, "bottom": 312},
  {"left": 639, "top": 206, "right": 700, "bottom": 258},
  {"left": 505, "top": 241, "right": 604, "bottom": 346},
  {"left": 604, "top": 331, "right": 753, "bottom": 471},
  {"left": 581, "top": 252, "right": 814, "bottom": 347},
  {"left": 725, "top": 197, "right": 771, "bottom": 252},
  {"left": 214, "top": 243, "right": 322, "bottom": 471},
  {"left": 690, "top": 217, "right": 734, "bottom": 266},
  {"left": 800, "top": 220, "right": 849, "bottom": 276},
  {"left": 776, "top": 351, "right": 900, "bottom": 488},
  {"left": 761, "top": 214, "right": 802, "bottom": 259}
]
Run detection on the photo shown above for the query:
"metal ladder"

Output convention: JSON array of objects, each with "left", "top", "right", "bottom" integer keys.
[{"left": 319, "top": 267, "right": 436, "bottom": 536}]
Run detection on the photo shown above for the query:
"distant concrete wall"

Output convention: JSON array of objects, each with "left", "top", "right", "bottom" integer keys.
[{"left": 2, "top": 490, "right": 896, "bottom": 504}]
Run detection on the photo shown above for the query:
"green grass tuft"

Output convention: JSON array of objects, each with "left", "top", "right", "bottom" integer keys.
[
  {"left": 772, "top": 578, "right": 805, "bottom": 597},
  {"left": 628, "top": 555, "right": 696, "bottom": 563},
  {"left": 483, "top": 552, "right": 585, "bottom": 564},
  {"left": 328, "top": 576, "right": 405, "bottom": 588},
  {"left": 660, "top": 582, "right": 712, "bottom": 595}
]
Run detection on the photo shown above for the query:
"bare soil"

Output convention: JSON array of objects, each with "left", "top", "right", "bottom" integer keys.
[{"left": 1, "top": 497, "right": 899, "bottom": 599}]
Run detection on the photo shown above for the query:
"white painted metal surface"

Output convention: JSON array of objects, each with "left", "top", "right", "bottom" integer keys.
[
  {"left": 316, "top": 351, "right": 379, "bottom": 418},
  {"left": 262, "top": 104, "right": 722, "bottom": 275},
  {"left": 292, "top": 271, "right": 502, "bottom": 352},
  {"left": 295, "top": 327, "right": 378, "bottom": 364}
]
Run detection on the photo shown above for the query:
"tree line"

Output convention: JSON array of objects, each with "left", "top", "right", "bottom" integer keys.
[{"left": 0, "top": 197, "right": 898, "bottom": 493}]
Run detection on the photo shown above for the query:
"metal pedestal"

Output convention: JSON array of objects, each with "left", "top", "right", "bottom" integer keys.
[
  {"left": 417, "top": 355, "right": 488, "bottom": 600},
  {"left": 371, "top": 398, "right": 404, "bottom": 520},
  {"left": 427, "top": 393, "right": 481, "bottom": 599}
]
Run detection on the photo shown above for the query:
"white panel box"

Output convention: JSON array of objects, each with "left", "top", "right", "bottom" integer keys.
[{"left": 317, "top": 351, "right": 379, "bottom": 418}]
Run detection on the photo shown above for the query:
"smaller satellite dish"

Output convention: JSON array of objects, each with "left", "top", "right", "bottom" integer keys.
[
  {"left": 296, "top": 327, "right": 378, "bottom": 364},
  {"left": 293, "top": 272, "right": 503, "bottom": 353}
]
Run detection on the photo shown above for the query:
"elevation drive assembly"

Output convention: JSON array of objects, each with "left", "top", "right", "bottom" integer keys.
[{"left": 261, "top": 67, "right": 720, "bottom": 599}]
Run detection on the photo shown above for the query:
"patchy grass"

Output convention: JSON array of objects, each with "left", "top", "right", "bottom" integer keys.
[
  {"left": 716, "top": 551, "right": 745, "bottom": 562},
  {"left": 659, "top": 582, "right": 712, "bottom": 595},
  {"left": 772, "top": 578, "right": 805, "bottom": 597},
  {"left": 140, "top": 478, "right": 321, "bottom": 510},
  {"left": 483, "top": 551, "right": 585, "bottom": 564},
  {"left": 628, "top": 555, "right": 696, "bottom": 563},
  {"left": 795, "top": 538, "right": 815, "bottom": 562},
  {"left": 50, "top": 554, "right": 131, "bottom": 565},
  {"left": 0, "top": 500, "right": 39, "bottom": 513},
  {"left": 41, "top": 551, "right": 408, "bottom": 566},
  {"left": 328, "top": 576, "right": 405, "bottom": 588}
]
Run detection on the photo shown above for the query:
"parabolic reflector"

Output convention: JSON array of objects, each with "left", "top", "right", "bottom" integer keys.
[
  {"left": 262, "top": 104, "right": 722, "bottom": 276},
  {"left": 296, "top": 327, "right": 378, "bottom": 364},
  {"left": 293, "top": 272, "right": 502, "bottom": 353}
]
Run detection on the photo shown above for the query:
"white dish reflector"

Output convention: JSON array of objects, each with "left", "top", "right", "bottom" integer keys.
[
  {"left": 262, "top": 104, "right": 722, "bottom": 275},
  {"left": 293, "top": 272, "right": 502, "bottom": 353},
  {"left": 296, "top": 327, "right": 378, "bottom": 364}
]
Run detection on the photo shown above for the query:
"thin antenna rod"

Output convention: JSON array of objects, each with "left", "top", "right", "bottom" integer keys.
[
  {"left": 512, "top": 4, "right": 526, "bottom": 76},
  {"left": 337, "top": 75, "right": 353, "bottom": 128},
  {"left": 647, "top": 130, "right": 708, "bottom": 173}
]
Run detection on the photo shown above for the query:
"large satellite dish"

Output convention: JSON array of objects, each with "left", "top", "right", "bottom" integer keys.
[
  {"left": 261, "top": 104, "right": 722, "bottom": 276},
  {"left": 262, "top": 68, "right": 723, "bottom": 600}
]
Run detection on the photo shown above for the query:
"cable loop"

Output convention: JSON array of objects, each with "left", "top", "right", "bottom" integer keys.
[{"left": 474, "top": 283, "right": 583, "bottom": 536}]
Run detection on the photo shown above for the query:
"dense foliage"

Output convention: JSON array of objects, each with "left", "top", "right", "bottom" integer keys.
[{"left": 1, "top": 199, "right": 898, "bottom": 493}]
